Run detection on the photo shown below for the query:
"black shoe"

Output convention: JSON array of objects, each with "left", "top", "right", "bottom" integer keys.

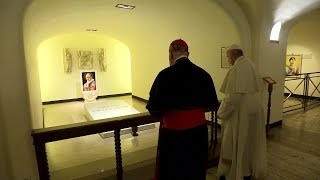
[
  {"left": 219, "top": 176, "right": 226, "bottom": 180},
  {"left": 244, "top": 175, "right": 251, "bottom": 180}
]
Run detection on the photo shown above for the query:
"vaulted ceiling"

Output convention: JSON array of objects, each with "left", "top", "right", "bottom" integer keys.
[
  {"left": 234, "top": 0, "right": 320, "bottom": 26},
  {"left": 26, "top": 0, "right": 320, "bottom": 39}
]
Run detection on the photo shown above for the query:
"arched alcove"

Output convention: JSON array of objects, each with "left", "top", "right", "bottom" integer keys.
[{"left": 37, "top": 33, "right": 132, "bottom": 102}]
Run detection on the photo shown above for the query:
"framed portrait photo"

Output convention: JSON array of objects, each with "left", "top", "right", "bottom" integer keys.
[
  {"left": 81, "top": 70, "right": 98, "bottom": 92},
  {"left": 285, "top": 54, "right": 302, "bottom": 77},
  {"left": 221, "top": 47, "right": 230, "bottom": 68}
]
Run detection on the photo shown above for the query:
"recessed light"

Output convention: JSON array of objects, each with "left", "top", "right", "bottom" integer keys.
[
  {"left": 115, "top": 4, "right": 135, "bottom": 10},
  {"left": 86, "top": 29, "right": 98, "bottom": 32}
]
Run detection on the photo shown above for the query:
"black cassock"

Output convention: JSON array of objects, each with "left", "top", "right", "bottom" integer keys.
[{"left": 146, "top": 57, "right": 218, "bottom": 180}]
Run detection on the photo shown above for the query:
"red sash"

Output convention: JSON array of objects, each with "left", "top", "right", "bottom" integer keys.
[{"left": 162, "top": 108, "right": 206, "bottom": 130}]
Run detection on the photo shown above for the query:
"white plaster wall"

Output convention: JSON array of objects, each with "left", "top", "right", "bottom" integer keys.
[
  {"left": 0, "top": 0, "right": 39, "bottom": 179},
  {"left": 129, "top": 1, "right": 241, "bottom": 100},
  {"left": 23, "top": 1, "right": 44, "bottom": 129}
]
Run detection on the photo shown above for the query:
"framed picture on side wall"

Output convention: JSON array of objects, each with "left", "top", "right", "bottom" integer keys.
[
  {"left": 221, "top": 47, "right": 230, "bottom": 68},
  {"left": 285, "top": 54, "right": 302, "bottom": 77}
]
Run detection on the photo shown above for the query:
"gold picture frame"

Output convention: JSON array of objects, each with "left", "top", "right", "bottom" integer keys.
[
  {"left": 221, "top": 47, "right": 229, "bottom": 68},
  {"left": 285, "top": 54, "right": 302, "bottom": 77}
]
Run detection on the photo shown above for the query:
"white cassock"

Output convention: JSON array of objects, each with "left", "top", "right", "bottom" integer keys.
[{"left": 217, "top": 56, "right": 267, "bottom": 179}]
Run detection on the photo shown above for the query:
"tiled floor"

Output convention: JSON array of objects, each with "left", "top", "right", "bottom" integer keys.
[{"left": 43, "top": 96, "right": 320, "bottom": 179}]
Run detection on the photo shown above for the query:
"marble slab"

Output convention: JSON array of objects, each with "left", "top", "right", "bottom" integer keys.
[{"left": 84, "top": 100, "right": 155, "bottom": 138}]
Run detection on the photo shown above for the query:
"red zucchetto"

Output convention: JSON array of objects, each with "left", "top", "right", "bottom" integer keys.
[{"left": 170, "top": 39, "right": 188, "bottom": 48}]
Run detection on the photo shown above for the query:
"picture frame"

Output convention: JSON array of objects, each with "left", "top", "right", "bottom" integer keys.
[
  {"left": 221, "top": 47, "right": 230, "bottom": 68},
  {"left": 285, "top": 54, "right": 302, "bottom": 77},
  {"left": 81, "top": 70, "right": 98, "bottom": 92}
]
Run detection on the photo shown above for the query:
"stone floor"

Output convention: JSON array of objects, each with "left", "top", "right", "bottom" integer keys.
[{"left": 265, "top": 105, "right": 320, "bottom": 179}]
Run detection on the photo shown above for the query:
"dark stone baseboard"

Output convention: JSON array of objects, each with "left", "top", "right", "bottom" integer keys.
[
  {"left": 269, "top": 120, "right": 282, "bottom": 128},
  {"left": 42, "top": 93, "right": 132, "bottom": 105},
  {"left": 132, "top": 95, "right": 148, "bottom": 103}
]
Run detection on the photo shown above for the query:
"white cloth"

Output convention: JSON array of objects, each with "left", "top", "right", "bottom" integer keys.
[{"left": 217, "top": 56, "right": 267, "bottom": 180}]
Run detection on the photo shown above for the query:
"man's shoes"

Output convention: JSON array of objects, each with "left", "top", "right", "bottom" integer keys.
[{"left": 219, "top": 176, "right": 226, "bottom": 180}]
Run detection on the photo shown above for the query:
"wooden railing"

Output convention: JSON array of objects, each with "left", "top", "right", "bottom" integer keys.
[
  {"left": 31, "top": 113, "right": 160, "bottom": 180},
  {"left": 31, "top": 110, "right": 219, "bottom": 180}
]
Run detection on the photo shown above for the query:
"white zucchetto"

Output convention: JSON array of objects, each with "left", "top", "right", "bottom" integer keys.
[{"left": 228, "top": 44, "right": 242, "bottom": 51}]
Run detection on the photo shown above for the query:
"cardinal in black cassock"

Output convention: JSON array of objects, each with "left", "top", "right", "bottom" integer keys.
[{"left": 146, "top": 39, "right": 219, "bottom": 180}]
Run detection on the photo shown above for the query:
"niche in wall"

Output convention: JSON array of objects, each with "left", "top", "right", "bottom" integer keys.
[{"left": 37, "top": 33, "right": 132, "bottom": 102}]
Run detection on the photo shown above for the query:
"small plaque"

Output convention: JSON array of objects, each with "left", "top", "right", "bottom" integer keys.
[
  {"left": 302, "top": 54, "right": 312, "bottom": 59},
  {"left": 263, "top": 77, "right": 276, "bottom": 84},
  {"left": 84, "top": 100, "right": 155, "bottom": 138}
]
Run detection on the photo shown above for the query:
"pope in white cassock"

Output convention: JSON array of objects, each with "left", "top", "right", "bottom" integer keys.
[{"left": 217, "top": 44, "right": 267, "bottom": 180}]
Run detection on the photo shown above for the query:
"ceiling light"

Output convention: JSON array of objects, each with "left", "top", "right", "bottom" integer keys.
[
  {"left": 115, "top": 4, "right": 135, "bottom": 10},
  {"left": 270, "top": 22, "right": 282, "bottom": 43},
  {"left": 86, "top": 29, "right": 98, "bottom": 32}
]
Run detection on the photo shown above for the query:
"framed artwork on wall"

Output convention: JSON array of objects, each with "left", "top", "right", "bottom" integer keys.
[
  {"left": 97, "top": 48, "right": 106, "bottom": 72},
  {"left": 285, "top": 54, "right": 302, "bottom": 77},
  {"left": 78, "top": 50, "right": 93, "bottom": 69},
  {"left": 63, "top": 48, "right": 73, "bottom": 73},
  {"left": 221, "top": 47, "right": 230, "bottom": 68},
  {"left": 81, "top": 70, "right": 97, "bottom": 92}
]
